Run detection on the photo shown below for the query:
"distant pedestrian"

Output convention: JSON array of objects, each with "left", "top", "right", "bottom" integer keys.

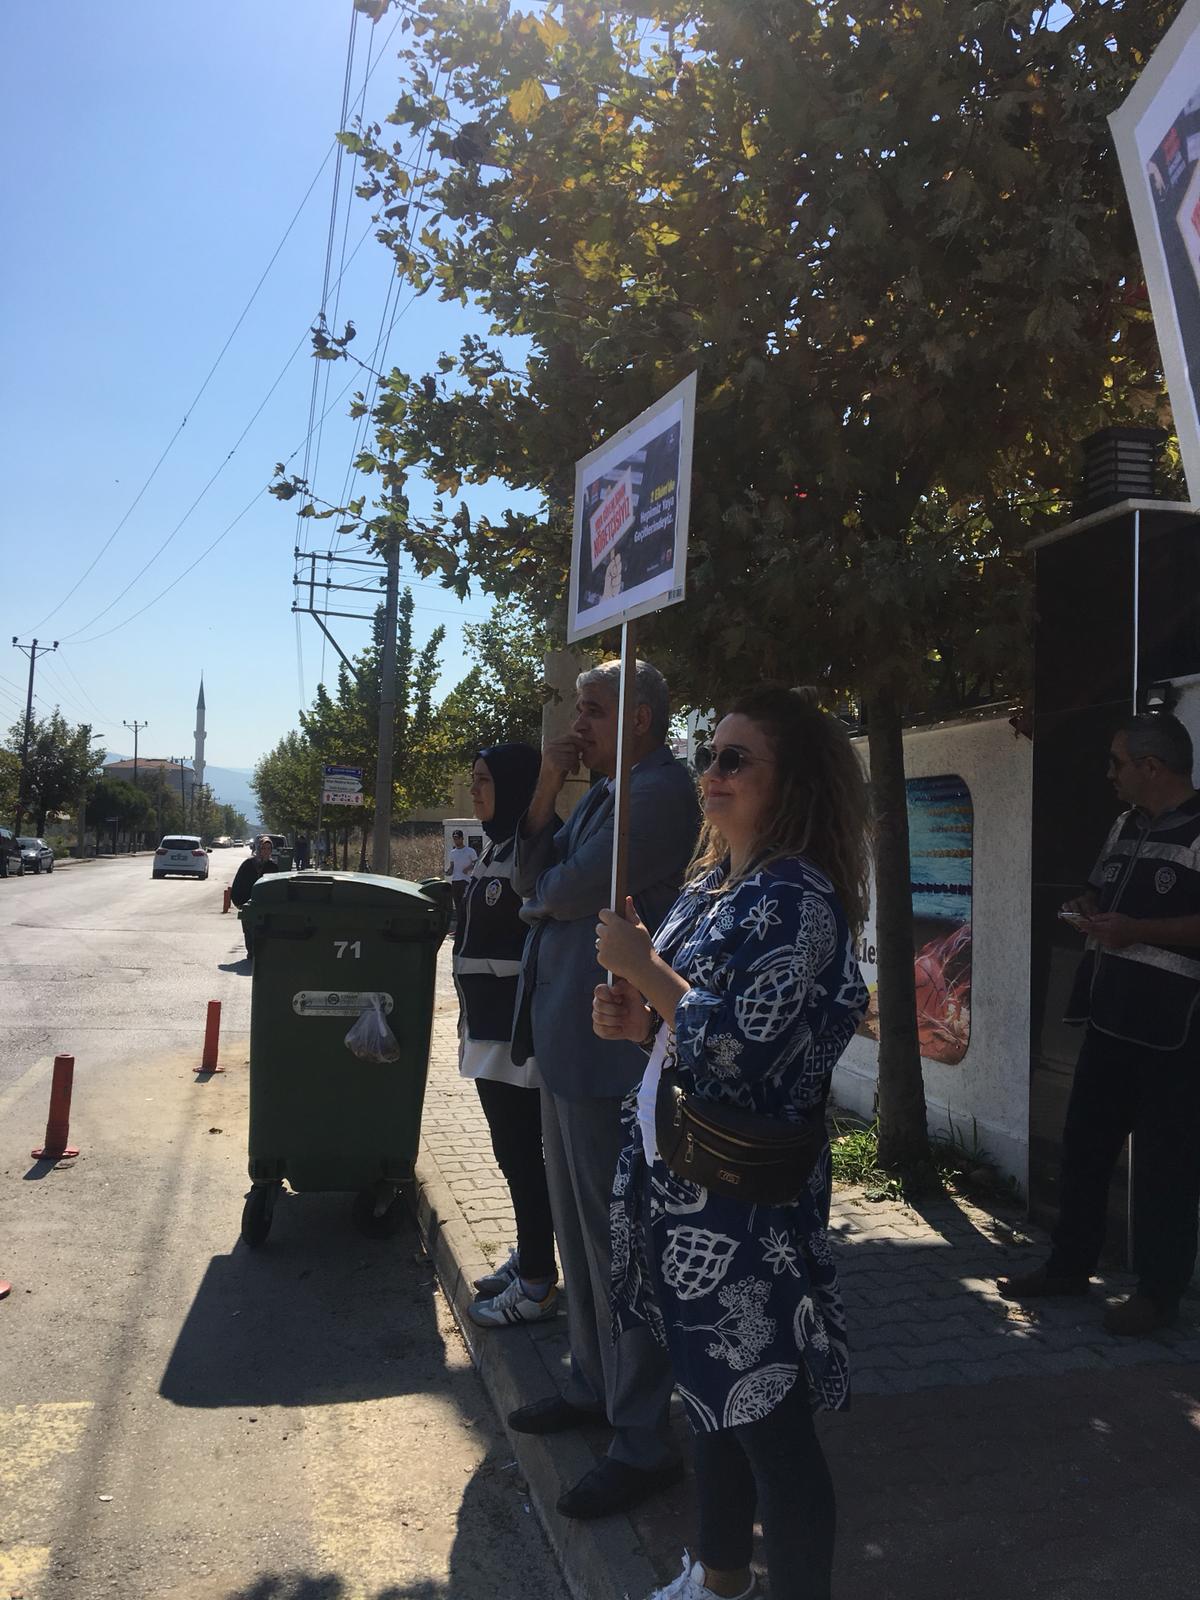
[
  {"left": 231, "top": 837, "right": 279, "bottom": 962},
  {"left": 446, "top": 829, "right": 478, "bottom": 923},
  {"left": 1000, "top": 713, "right": 1200, "bottom": 1336},
  {"left": 293, "top": 834, "right": 310, "bottom": 871},
  {"left": 454, "top": 743, "right": 559, "bottom": 1330}
]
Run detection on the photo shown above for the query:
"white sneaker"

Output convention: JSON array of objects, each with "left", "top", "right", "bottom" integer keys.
[
  {"left": 649, "top": 1554, "right": 759, "bottom": 1600},
  {"left": 472, "top": 1247, "right": 519, "bottom": 1297},
  {"left": 467, "top": 1277, "right": 560, "bottom": 1328}
]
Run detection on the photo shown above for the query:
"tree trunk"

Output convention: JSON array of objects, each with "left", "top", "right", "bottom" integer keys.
[{"left": 864, "top": 684, "right": 931, "bottom": 1173}]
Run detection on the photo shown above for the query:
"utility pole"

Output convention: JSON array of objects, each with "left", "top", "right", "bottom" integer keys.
[
  {"left": 123, "top": 720, "right": 147, "bottom": 852},
  {"left": 170, "top": 758, "right": 187, "bottom": 828},
  {"left": 123, "top": 719, "right": 147, "bottom": 789},
  {"left": 371, "top": 539, "right": 400, "bottom": 874},
  {"left": 11, "top": 637, "right": 58, "bottom": 834}
]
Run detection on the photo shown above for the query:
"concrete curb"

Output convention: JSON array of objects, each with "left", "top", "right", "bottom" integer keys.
[{"left": 412, "top": 1148, "right": 662, "bottom": 1600}]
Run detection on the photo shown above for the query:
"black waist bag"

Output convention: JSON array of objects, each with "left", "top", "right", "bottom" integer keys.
[{"left": 655, "top": 1065, "right": 827, "bottom": 1206}]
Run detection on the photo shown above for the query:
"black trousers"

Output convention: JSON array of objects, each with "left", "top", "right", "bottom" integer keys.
[
  {"left": 1049, "top": 1025, "right": 1200, "bottom": 1309},
  {"left": 473, "top": 1076, "right": 556, "bottom": 1281},
  {"left": 692, "top": 1382, "right": 835, "bottom": 1600}
]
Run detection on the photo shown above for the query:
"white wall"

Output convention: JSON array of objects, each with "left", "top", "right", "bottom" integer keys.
[{"left": 834, "top": 715, "right": 1034, "bottom": 1189}]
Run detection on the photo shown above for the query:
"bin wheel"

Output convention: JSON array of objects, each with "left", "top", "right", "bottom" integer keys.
[
  {"left": 241, "top": 1183, "right": 280, "bottom": 1248},
  {"left": 352, "top": 1185, "right": 404, "bottom": 1239}
]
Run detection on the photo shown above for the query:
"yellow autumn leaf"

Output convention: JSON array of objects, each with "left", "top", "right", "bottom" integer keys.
[
  {"left": 741, "top": 121, "right": 758, "bottom": 159},
  {"left": 508, "top": 78, "right": 548, "bottom": 125},
  {"left": 534, "top": 13, "right": 569, "bottom": 48}
]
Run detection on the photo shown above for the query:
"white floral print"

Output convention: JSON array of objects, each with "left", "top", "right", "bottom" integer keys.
[
  {"left": 759, "top": 1227, "right": 801, "bottom": 1277},
  {"left": 610, "top": 856, "right": 865, "bottom": 1430},
  {"left": 740, "top": 895, "right": 782, "bottom": 942}
]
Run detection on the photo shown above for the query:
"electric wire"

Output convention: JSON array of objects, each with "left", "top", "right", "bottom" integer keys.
[
  {"left": 58, "top": 324, "right": 312, "bottom": 641},
  {"left": 27, "top": 1, "right": 409, "bottom": 648},
  {"left": 22, "top": 145, "right": 338, "bottom": 638}
]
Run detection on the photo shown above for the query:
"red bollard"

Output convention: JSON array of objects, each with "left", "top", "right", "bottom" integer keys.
[
  {"left": 199, "top": 1000, "right": 224, "bottom": 1074},
  {"left": 222, "top": 886, "right": 231, "bottom": 914},
  {"left": 32, "top": 1054, "right": 81, "bottom": 1159}
]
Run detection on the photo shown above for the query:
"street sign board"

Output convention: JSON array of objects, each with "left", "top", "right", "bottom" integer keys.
[{"left": 322, "top": 763, "right": 363, "bottom": 806}]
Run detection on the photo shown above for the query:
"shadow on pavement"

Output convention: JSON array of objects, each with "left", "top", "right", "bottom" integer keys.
[
  {"left": 160, "top": 1198, "right": 453, "bottom": 1409},
  {"left": 220, "top": 1450, "right": 555, "bottom": 1599},
  {"left": 217, "top": 957, "right": 252, "bottom": 974}
]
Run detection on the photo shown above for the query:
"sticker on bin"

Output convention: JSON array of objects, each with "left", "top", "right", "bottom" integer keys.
[{"left": 293, "top": 990, "right": 395, "bottom": 1017}]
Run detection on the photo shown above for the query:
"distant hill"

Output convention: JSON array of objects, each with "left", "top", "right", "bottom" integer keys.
[{"left": 204, "top": 766, "right": 260, "bottom": 828}]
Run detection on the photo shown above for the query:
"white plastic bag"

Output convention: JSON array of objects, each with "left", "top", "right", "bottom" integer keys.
[{"left": 345, "top": 995, "right": 401, "bottom": 1063}]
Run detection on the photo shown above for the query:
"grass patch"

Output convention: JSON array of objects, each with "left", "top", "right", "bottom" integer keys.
[{"left": 830, "top": 1113, "right": 1022, "bottom": 1206}]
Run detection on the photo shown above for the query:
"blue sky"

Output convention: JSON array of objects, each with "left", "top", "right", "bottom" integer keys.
[{"left": 0, "top": 1, "right": 526, "bottom": 773}]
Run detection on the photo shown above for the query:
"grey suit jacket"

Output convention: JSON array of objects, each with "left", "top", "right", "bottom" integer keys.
[{"left": 511, "top": 745, "right": 701, "bottom": 1100}]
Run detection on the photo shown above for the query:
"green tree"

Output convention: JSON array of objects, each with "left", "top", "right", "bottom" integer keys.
[
  {"left": 277, "top": 0, "right": 1177, "bottom": 1172},
  {"left": 302, "top": 588, "right": 452, "bottom": 819},
  {"left": 0, "top": 748, "right": 21, "bottom": 828},
  {"left": 86, "top": 778, "right": 153, "bottom": 847},
  {"left": 438, "top": 599, "right": 553, "bottom": 762},
  {"left": 252, "top": 732, "right": 323, "bottom": 835},
  {"left": 8, "top": 711, "right": 104, "bottom": 835}
]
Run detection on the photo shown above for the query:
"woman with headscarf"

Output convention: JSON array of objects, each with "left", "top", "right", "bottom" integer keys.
[{"left": 455, "top": 742, "right": 560, "bottom": 1327}]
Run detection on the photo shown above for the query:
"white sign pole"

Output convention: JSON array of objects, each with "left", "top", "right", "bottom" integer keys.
[{"left": 606, "top": 619, "right": 639, "bottom": 985}]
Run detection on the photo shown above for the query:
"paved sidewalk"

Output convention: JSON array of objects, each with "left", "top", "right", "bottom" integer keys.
[{"left": 414, "top": 949, "right": 1200, "bottom": 1599}]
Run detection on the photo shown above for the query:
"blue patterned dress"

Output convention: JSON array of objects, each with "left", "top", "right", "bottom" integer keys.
[{"left": 610, "top": 855, "right": 868, "bottom": 1432}]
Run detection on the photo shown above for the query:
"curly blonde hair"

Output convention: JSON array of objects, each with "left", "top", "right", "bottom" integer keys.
[{"left": 689, "top": 685, "right": 871, "bottom": 934}]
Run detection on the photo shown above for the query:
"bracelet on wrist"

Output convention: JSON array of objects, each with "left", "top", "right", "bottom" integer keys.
[{"left": 640, "top": 1010, "right": 661, "bottom": 1050}]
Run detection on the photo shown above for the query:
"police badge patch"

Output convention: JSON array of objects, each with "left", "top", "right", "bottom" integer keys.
[
  {"left": 485, "top": 878, "right": 503, "bottom": 907},
  {"left": 1155, "top": 866, "right": 1177, "bottom": 895}
]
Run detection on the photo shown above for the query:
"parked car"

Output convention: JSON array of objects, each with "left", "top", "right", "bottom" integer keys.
[
  {"left": 16, "top": 837, "right": 54, "bottom": 874},
  {"left": 152, "top": 834, "right": 210, "bottom": 880},
  {"left": 0, "top": 827, "right": 24, "bottom": 877}
]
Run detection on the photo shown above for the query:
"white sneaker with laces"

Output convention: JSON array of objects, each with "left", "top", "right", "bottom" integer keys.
[
  {"left": 472, "top": 1247, "right": 519, "bottom": 1298},
  {"left": 648, "top": 1553, "right": 759, "bottom": 1600},
  {"left": 467, "top": 1277, "right": 560, "bottom": 1328}
]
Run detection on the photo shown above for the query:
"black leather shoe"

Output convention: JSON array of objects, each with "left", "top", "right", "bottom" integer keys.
[
  {"left": 1103, "top": 1292, "right": 1176, "bottom": 1337},
  {"left": 508, "top": 1395, "right": 604, "bottom": 1435},
  {"left": 997, "top": 1263, "right": 1090, "bottom": 1301},
  {"left": 556, "top": 1456, "right": 684, "bottom": 1520}
]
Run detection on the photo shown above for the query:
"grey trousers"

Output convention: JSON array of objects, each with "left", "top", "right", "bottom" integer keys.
[{"left": 540, "top": 1085, "right": 676, "bottom": 1470}]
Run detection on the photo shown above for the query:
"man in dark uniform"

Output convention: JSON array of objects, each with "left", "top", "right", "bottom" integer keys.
[
  {"left": 1001, "top": 713, "right": 1200, "bottom": 1335},
  {"left": 231, "top": 837, "right": 279, "bottom": 963}
]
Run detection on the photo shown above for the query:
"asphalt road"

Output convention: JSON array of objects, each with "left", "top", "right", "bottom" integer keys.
[{"left": 0, "top": 851, "right": 558, "bottom": 1600}]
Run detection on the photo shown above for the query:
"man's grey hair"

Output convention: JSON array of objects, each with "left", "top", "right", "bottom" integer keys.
[
  {"left": 577, "top": 658, "right": 671, "bottom": 743},
  {"left": 1117, "top": 712, "right": 1194, "bottom": 776}
]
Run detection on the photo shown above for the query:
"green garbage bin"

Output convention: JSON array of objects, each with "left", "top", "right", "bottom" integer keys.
[{"left": 238, "top": 871, "right": 451, "bottom": 1246}]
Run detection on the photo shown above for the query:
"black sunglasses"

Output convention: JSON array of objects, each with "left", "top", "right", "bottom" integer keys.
[{"left": 694, "top": 744, "right": 772, "bottom": 777}]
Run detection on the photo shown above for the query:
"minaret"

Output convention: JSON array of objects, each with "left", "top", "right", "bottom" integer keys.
[{"left": 193, "top": 677, "right": 206, "bottom": 799}]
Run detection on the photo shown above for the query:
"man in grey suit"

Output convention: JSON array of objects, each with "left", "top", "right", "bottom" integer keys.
[{"left": 508, "top": 658, "right": 701, "bottom": 1519}]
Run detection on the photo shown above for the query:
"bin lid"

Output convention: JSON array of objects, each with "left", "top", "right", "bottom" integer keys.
[{"left": 248, "top": 871, "right": 440, "bottom": 912}]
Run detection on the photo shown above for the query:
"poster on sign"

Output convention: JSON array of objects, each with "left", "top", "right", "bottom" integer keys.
[
  {"left": 1111, "top": 0, "right": 1200, "bottom": 499},
  {"left": 567, "top": 371, "right": 697, "bottom": 643}
]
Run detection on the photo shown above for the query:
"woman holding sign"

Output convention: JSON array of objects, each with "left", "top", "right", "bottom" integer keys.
[{"left": 594, "top": 687, "right": 870, "bottom": 1600}]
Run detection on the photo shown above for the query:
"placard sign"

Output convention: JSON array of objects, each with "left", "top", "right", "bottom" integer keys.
[
  {"left": 567, "top": 372, "right": 697, "bottom": 643},
  {"left": 1111, "top": 0, "right": 1200, "bottom": 500}
]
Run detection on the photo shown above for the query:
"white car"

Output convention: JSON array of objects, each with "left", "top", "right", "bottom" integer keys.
[{"left": 152, "top": 834, "right": 210, "bottom": 880}]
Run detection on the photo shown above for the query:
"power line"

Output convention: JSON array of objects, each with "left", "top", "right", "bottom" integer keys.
[
  {"left": 57, "top": 327, "right": 312, "bottom": 641},
  {"left": 21, "top": 146, "right": 339, "bottom": 639},
  {"left": 22, "top": 1, "right": 412, "bottom": 645}
]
